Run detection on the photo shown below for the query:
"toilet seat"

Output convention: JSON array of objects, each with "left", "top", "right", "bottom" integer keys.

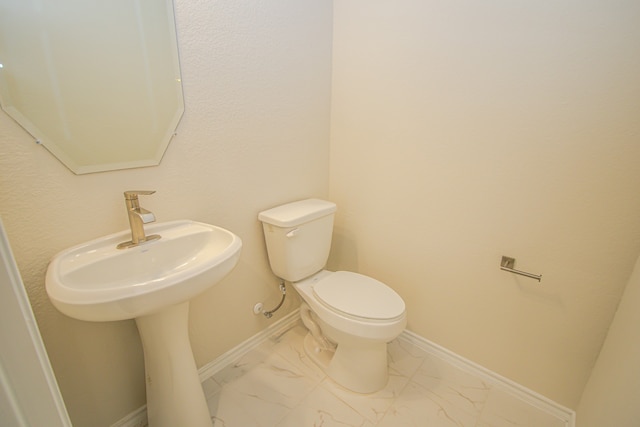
[
  {"left": 313, "top": 271, "right": 405, "bottom": 321},
  {"left": 293, "top": 269, "right": 407, "bottom": 342}
]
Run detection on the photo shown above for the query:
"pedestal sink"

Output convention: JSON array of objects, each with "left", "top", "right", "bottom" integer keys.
[{"left": 46, "top": 220, "right": 242, "bottom": 427}]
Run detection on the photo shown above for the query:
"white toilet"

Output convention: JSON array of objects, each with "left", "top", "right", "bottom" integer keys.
[{"left": 258, "top": 199, "right": 406, "bottom": 393}]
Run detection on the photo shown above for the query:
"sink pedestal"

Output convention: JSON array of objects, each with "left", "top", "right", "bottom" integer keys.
[
  {"left": 135, "top": 301, "right": 213, "bottom": 427},
  {"left": 45, "top": 220, "right": 242, "bottom": 426}
]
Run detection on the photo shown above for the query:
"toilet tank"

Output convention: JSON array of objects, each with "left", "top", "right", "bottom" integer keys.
[{"left": 258, "top": 199, "right": 337, "bottom": 282}]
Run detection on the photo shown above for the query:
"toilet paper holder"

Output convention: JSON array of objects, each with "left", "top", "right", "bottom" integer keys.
[{"left": 500, "top": 256, "right": 542, "bottom": 282}]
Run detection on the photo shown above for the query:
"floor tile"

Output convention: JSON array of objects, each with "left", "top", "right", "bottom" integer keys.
[
  {"left": 276, "top": 384, "right": 375, "bottom": 427},
  {"left": 211, "top": 338, "right": 278, "bottom": 387},
  {"left": 321, "top": 372, "right": 410, "bottom": 424},
  {"left": 387, "top": 338, "right": 429, "bottom": 378},
  {"left": 377, "top": 381, "right": 477, "bottom": 427},
  {"left": 270, "top": 325, "right": 327, "bottom": 382},
  {"left": 411, "top": 353, "right": 491, "bottom": 417},
  {"left": 209, "top": 351, "right": 321, "bottom": 426},
  {"left": 201, "top": 322, "right": 569, "bottom": 427},
  {"left": 202, "top": 377, "right": 222, "bottom": 400},
  {"left": 209, "top": 386, "right": 265, "bottom": 427}
]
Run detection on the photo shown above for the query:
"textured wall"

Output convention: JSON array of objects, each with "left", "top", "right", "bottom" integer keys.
[
  {"left": 0, "top": 1, "right": 332, "bottom": 425},
  {"left": 576, "top": 254, "right": 640, "bottom": 426},
  {"left": 3, "top": 0, "right": 640, "bottom": 422},
  {"left": 329, "top": 0, "right": 640, "bottom": 407}
]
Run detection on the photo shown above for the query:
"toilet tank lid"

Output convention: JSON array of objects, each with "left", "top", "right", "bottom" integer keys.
[{"left": 258, "top": 199, "right": 337, "bottom": 227}]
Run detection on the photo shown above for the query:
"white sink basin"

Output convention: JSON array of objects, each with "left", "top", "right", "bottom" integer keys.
[
  {"left": 46, "top": 219, "right": 242, "bottom": 321},
  {"left": 46, "top": 219, "right": 242, "bottom": 427}
]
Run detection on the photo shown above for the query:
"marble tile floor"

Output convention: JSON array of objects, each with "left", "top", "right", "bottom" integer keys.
[{"left": 199, "top": 322, "right": 569, "bottom": 427}]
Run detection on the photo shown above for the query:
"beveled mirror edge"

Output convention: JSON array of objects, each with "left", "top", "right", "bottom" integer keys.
[{"left": 0, "top": 0, "right": 185, "bottom": 175}]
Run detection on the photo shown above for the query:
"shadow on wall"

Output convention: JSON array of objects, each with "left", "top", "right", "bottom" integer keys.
[{"left": 328, "top": 226, "right": 359, "bottom": 272}]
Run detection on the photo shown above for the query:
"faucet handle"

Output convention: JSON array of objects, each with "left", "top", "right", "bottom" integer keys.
[{"left": 124, "top": 190, "right": 156, "bottom": 200}]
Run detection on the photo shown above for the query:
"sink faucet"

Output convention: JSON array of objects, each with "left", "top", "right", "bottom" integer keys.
[{"left": 117, "top": 190, "right": 161, "bottom": 249}]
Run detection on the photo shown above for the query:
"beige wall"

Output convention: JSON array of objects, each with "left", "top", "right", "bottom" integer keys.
[
  {"left": 0, "top": 1, "right": 332, "bottom": 426},
  {"left": 576, "top": 254, "right": 640, "bottom": 426},
  {"left": 3, "top": 0, "right": 640, "bottom": 423},
  {"left": 329, "top": 0, "right": 640, "bottom": 407}
]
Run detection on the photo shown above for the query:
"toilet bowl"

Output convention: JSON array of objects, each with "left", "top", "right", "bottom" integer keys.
[
  {"left": 293, "top": 269, "right": 406, "bottom": 393},
  {"left": 258, "top": 199, "right": 407, "bottom": 393}
]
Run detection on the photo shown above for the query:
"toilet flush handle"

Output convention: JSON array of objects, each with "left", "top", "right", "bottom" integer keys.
[{"left": 286, "top": 228, "right": 299, "bottom": 238}]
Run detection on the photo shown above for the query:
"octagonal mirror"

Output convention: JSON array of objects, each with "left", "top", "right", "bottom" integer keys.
[{"left": 0, "top": 0, "right": 184, "bottom": 174}]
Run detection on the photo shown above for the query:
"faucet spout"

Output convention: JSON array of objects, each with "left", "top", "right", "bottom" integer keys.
[
  {"left": 117, "top": 191, "right": 161, "bottom": 249},
  {"left": 134, "top": 207, "right": 156, "bottom": 225}
]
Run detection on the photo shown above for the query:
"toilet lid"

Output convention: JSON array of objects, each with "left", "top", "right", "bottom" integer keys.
[{"left": 313, "top": 271, "right": 405, "bottom": 320}]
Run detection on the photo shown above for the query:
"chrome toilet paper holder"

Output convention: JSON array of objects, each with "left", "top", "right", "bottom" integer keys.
[{"left": 500, "top": 256, "right": 542, "bottom": 282}]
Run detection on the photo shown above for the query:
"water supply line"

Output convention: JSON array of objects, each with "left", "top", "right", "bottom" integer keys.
[{"left": 261, "top": 281, "right": 287, "bottom": 318}]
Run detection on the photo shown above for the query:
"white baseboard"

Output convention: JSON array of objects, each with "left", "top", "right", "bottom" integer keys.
[
  {"left": 112, "top": 310, "right": 575, "bottom": 427},
  {"left": 399, "top": 330, "right": 576, "bottom": 427},
  {"left": 198, "top": 309, "right": 301, "bottom": 381},
  {"left": 109, "top": 405, "right": 147, "bottom": 427}
]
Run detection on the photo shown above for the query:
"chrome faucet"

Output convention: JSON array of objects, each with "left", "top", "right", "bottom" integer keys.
[{"left": 117, "top": 190, "right": 161, "bottom": 249}]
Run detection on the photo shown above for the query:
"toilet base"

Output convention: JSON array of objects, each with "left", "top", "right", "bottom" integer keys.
[{"left": 303, "top": 332, "right": 389, "bottom": 393}]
